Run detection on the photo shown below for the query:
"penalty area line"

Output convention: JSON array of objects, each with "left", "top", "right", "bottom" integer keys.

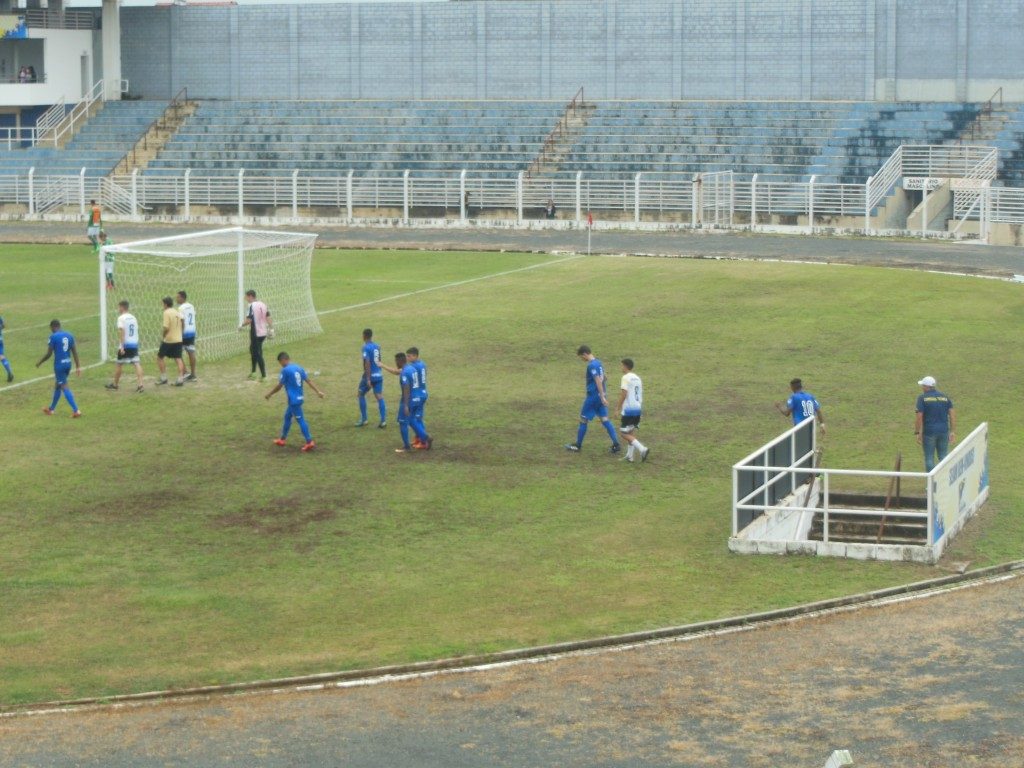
[
  {"left": 0, "top": 361, "right": 107, "bottom": 394},
  {"left": 315, "top": 253, "right": 586, "bottom": 317}
]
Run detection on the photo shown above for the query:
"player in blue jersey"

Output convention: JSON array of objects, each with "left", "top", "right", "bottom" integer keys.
[
  {"left": 356, "top": 328, "right": 387, "bottom": 428},
  {"left": 392, "top": 350, "right": 431, "bottom": 453},
  {"left": 35, "top": 319, "right": 81, "bottom": 417},
  {"left": 565, "top": 345, "right": 621, "bottom": 454},
  {"left": 265, "top": 351, "right": 325, "bottom": 452},
  {"left": 776, "top": 378, "right": 825, "bottom": 431},
  {"left": 0, "top": 313, "right": 12, "bottom": 382}
]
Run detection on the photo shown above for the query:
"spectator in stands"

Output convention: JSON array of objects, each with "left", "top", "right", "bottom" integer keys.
[
  {"left": 27, "top": 66, "right": 37, "bottom": 83},
  {"left": 18, "top": 66, "right": 28, "bottom": 84},
  {"left": 545, "top": 198, "right": 557, "bottom": 219}
]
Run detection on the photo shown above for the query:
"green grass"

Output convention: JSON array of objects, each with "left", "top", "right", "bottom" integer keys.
[{"left": 0, "top": 243, "right": 1022, "bottom": 706}]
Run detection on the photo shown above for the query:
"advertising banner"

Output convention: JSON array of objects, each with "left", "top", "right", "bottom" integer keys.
[{"left": 931, "top": 424, "right": 989, "bottom": 544}]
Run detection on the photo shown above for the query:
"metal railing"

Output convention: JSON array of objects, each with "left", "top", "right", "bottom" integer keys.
[
  {"left": 23, "top": 8, "right": 96, "bottom": 30},
  {"left": 113, "top": 87, "right": 190, "bottom": 175},
  {"left": 733, "top": 421, "right": 989, "bottom": 551},
  {"left": 525, "top": 86, "right": 587, "bottom": 180},
  {"left": 38, "top": 80, "right": 105, "bottom": 149},
  {"left": 0, "top": 127, "right": 38, "bottom": 150},
  {"left": 1, "top": 145, "right": 1019, "bottom": 235}
]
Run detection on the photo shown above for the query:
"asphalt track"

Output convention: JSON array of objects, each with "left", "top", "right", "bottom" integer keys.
[
  {"left": 4, "top": 219, "right": 1024, "bottom": 277},
  {"left": 2, "top": 223, "right": 1023, "bottom": 766}
]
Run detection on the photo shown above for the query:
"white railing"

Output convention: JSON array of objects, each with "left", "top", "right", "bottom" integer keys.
[
  {"left": 733, "top": 421, "right": 989, "bottom": 553},
  {"left": 900, "top": 144, "right": 998, "bottom": 180},
  {"left": 0, "top": 127, "right": 38, "bottom": 150},
  {"left": 2, "top": 148, "right": 1020, "bottom": 238},
  {"left": 38, "top": 79, "right": 105, "bottom": 148}
]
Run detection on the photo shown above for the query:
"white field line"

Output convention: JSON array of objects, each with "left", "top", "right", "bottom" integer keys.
[
  {"left": 0, "top": 254, "right": 583, "bottom": 395},
  {"left": 0, "top": 361, "right": 107, "bottom": 393},
  {"left": 3, "top": 313, "right": 100, "bottom": 334},
  {"left": 315, "top": 253, "right": 585, "bottom": 317},
  {"left": 3, "top": 569, "right": 1019, "bottom": 720}
]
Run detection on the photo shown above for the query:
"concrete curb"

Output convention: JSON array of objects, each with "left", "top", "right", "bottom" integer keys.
[{"left": 3, "top": 559, "right": 1021, "bottom": 717}]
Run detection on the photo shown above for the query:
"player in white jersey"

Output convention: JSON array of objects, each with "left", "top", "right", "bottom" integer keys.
[
  {"left": 616, "top": 358, "right": 649, "bottom": 462},
  {"left": 106, "top": 300, "right": 144, "bottom": 392},
  {"left": 176, "top": 290, "right": 198, "bottom": 381}
]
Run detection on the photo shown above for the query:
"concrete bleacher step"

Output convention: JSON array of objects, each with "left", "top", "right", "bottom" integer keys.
[{"left": 808, "top": 510, "right": 928, "bottom": 546}]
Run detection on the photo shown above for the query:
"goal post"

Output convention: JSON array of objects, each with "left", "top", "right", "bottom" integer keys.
[{"left": 98, "top": 227, "right": 321, "bottom": 363}]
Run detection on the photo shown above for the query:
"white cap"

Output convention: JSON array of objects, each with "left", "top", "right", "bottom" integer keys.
[{"left": 918, "top": 376, "right": 937, "bottom": 387}]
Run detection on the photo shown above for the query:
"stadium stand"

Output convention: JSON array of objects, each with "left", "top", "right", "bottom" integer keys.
[
  {"left": 0, "top": 99, "right": 1008, "bottom": 184},
  {"left": 990, "top": 105, "right": 1024, "bottom": 185},
  {"left": 0, "top": 100, "right": 168, "bottom": 177}
]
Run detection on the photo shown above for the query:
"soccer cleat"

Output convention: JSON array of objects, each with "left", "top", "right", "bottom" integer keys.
[
  {"left": 247, "top": 372, "right": 258, "bottom": 381},
  {"left": 172, "top": 380, "right": 184, "bottom": 387},
  {"left": 72, "top": 411, "right": 82, "bottom": 418},
  {"left": 42, "top": 408, "right": 54, "bottom": 415},
  {"left": 301, "top": 441, "right": 316, "bottom": 452},
  {"left": 104, "top": 383, "right": 118, "bottom": 390},
  {"left": 395, "top": 446, "right": 413, "bottom": 453},
  {"left": 564, "top": 443, "right": 581, "bottom": 452},
  {"left": 610, "top": 443, "right": 621, "bottom": 455},
  {"left": 5, "top": 372, "right": 11, "bottom": 383},
  {"left": 273, "top": 438, "right": 287, "bottom": 446},
  {"left": 259, "top": 376, "right": 267, "bottom": 383},
  {"left": 136, "top": 386, "right": 145, "bottom": 393},
  {"left": 413, "top": 439, "right": 426, "bottom": 449},
  {"left": 185, "top": 374, "right": 197, "bottom": 382},
  {"left": 378, "top": 421, "right": 387, "bottom": 429},
  {"left": 640, "top": 447, "right": 650, "bottom": 462},
  {"left": 355, "top": 420, "right": 368, "bottom": 428},
  {"left": 424, "top": 437, "right": 433, "bottom": 451},
  {"left": 156, "top": 378, "right": 168, "bottom": 386}
]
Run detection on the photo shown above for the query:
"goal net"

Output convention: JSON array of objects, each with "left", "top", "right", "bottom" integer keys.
[{"left": 98, "top": 227, "right": 321, "bottom": 362}]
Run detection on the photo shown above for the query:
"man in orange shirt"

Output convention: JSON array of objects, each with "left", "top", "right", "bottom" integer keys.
[{"left": 86, "top": 199, "right": 102, "bottom": 248}]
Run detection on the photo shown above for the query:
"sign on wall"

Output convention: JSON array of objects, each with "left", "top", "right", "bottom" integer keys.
[{"left": 903, "top": 177, "right": 944, "bottom": 191}]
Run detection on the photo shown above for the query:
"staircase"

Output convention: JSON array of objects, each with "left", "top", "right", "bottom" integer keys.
[
  {"left": 37, "top": 80, "right": 106, "bottom": 149},
  {"left": 525, "top": 87, "right": 594, "bottom": 179},
  {"left": 111, "top": 88, "right": 198, "bottom": 176},
  {"left": 958, "top": 88, "right": 1011, "bottom": 145},
  {"left": 807, "top": 493, "right": 928, "bottom": 546}
]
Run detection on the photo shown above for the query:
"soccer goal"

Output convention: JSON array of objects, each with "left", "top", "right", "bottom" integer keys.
[{"left": 98, "top": 227, "right": 321, "bottom": 362}]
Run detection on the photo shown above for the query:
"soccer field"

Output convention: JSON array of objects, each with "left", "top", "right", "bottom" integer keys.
[{"left": 1, "top": 243, "right": 1022, "bottom": 706}]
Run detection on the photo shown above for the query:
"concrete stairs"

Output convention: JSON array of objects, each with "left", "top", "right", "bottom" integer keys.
[
  {"left": 525, "top": 94, "right": 595, "bottom": 180},
  {"left": 808, "top": 493, "right": 928, "bottom": 546},
  {"left": 112, "top": 97, "right": 199, "bottom": 176},
  {"left": 958, "top": 105, "right": 1014, "bottom": 145}
]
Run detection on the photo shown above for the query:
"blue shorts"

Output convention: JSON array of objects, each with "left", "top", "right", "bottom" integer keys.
[
  {"left": 285, "top": 402, "right": 305, "bottom": 420},
  {"left": 54, "top": 364, "right": 72, "bottom": 386},
  {"left": 358, "top": 375, "right": 384, "bottom": 395},
  {"left": 405, "top": 398, "right": 425, "bottom": 422},
  {"left": 580, "top": 396, "right": 608, "bottom": 421}
]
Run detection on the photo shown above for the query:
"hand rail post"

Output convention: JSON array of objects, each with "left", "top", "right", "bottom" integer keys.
[
  {"left": 516, "top": 170, "right": 524, "bottom": 224},
  {"left": 634, "top": 172, "right": 642, "bottom": 224},
  {"left": 750, "top": 173, "right": 758, "bottom": 228},
  {"left": 346, "top": 169, "right": 354, "bottom": 223},
  {"left": 575, "top": 171, "right": 582, "bottom": 225},
  {"left": 78, "top": 167, "right": 86, "bottom": 217},
  {"left": 184, "top": 168, "right": 191, "bottom": 220},
  {"left": 27, "top": 166, "right": 34, "bottom": 215},
  {"left": 808, "top": 174, "right": 816, "bottom": 230},
  {"left": 403, "top": 169, "right": 410, "bottom": 225},
  {"left": 291, "top": 169, "right": 299, "bottom": 221},
  {"left": 459, "top": 169, "right": 467, "bottom": 222},
  {"left": 691, "top": 174, "right": 699, "bottom": 227},
  {"left": 131, "top": 168, "right": 139, "bottom": 220},
  {"left": 237, "top": 167, "right": 245, "bottom": 223},
  {"left": 864, "top": 174, "right": 873, "bottom": 235}
]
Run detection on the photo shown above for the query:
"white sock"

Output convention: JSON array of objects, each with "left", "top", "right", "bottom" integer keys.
[
  {"left": 626, "top": 444, "right": 635, "bottom": 459},
  {"left": 633, "top": 440, "right": 646, "bottom": 452}
]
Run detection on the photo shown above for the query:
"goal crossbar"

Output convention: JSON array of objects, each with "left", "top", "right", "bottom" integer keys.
[{"left": 99, "top": 227, "right": 321, "bottom": 364}]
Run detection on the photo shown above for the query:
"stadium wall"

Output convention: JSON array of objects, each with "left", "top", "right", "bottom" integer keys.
[{"left": 120, "top": 0, "right": 1024, "bottom": 102}]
